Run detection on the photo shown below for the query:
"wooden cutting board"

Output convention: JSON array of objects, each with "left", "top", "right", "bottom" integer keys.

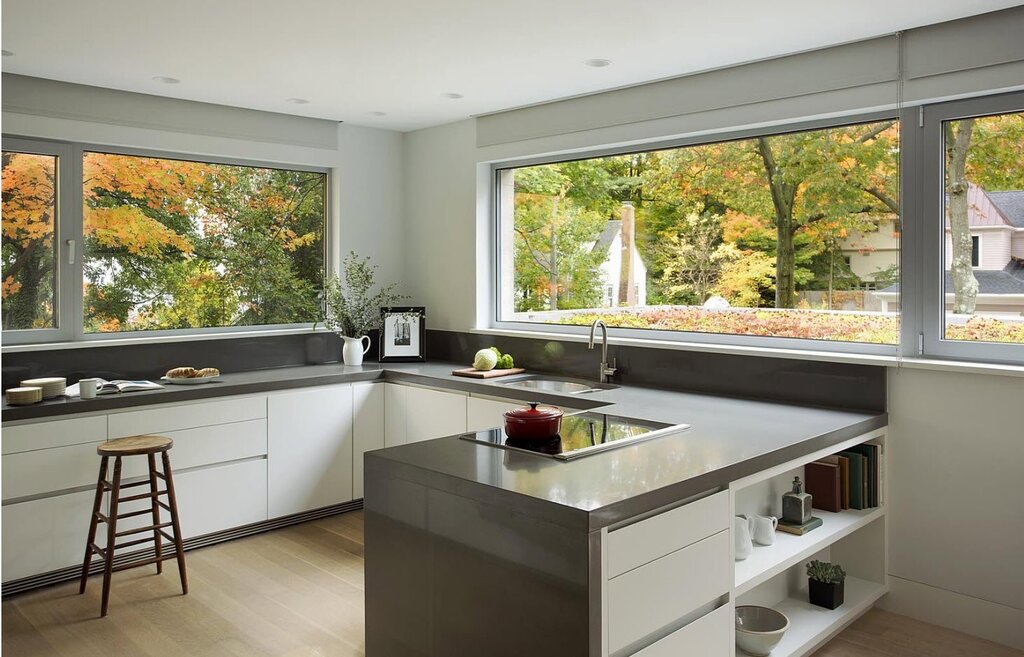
[{"left": 452, "top": 367, "right": 526, "bottom": 379}]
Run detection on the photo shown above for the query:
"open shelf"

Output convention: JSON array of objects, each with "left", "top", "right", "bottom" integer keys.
[
  {"left": 738, "top": 577, "right": 888, "bottom": 657},
  {"left": 735, "top": 506, "right": 884, "bottom": 595}
]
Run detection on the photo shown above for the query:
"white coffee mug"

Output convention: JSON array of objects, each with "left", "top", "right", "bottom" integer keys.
[
  {"left": 750, "top": 514, "right": 779, "bottom": 546},
  {"left": 79, "top": 378, "right": 100, "bottom": 400}
]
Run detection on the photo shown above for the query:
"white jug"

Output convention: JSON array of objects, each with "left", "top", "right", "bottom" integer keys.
[
  {"left": 750, "top": 514, "right": 779, "bottom": 546},
  {"left": 342, "top": 335, "right": 372, "bottom": 366},
  {"left": 734, "top": 515, "right": 754, "bottom": 561}
]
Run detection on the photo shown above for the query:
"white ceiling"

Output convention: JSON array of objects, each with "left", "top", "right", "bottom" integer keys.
[{"left": 2, "top": 0, "right": 1021, "bottom": 132}]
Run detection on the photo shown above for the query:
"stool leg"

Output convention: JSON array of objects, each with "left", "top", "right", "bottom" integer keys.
[
  {"left": 161, "top": 451, "right": 188, "bottom": 595},
  {"left": 100, "top": 456, "right": 122, "bottom": 617},
  {"left": 147, "top": 453, "right": 163, "bottom": 575},
  {"left": 79, "top": 456, "right": 109, "bottom": 594}
]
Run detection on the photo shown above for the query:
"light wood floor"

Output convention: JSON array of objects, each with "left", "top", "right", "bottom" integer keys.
[{"left": 3, "top": 510, "right": 1020, "bottom": 657}]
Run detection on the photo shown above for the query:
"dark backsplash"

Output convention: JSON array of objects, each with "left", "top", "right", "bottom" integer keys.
[
  {"left": 427, "top": 330, "right": 886, "bottom": 413},
  {"left": 2, "top": 331, "right": 379, "bottom": 391},
  {"left": 3, "top": 328, "right": 884, "bottom": 413}
]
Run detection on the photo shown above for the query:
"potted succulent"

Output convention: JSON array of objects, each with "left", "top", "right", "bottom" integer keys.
[
  {"left": 318, "top": 252, "right": 406, "bottom": 366},
  {"left": 806, "top": 560, "right": 846, "bottom": 610}
]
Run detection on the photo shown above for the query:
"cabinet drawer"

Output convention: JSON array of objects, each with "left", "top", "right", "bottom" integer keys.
[
  {"left": 608, "top": 530, "right": 730, "bottom": 655},
  {"left": 108, "top": 396, "right": 266, "bottom": 438},
  {"left": 2, "top": 490, "right": 96, "bottom": 582},
  {"left": 2, "top": 416, "right": 107, "bottom": 454},
  {"left": 607, "top": 491, "right": 728, "bottom": 578},
  {"left": 2, "top": 441, "right": 105, "bottom": 501},
  {"left": 174, "top": 459, "right": 268, "bottom": 539},
  {"left": 631, "top": 603, "right": 732, "bottom": 657},
  {"left": 118, "top": 419, "right": 268, "bottom": 480}
]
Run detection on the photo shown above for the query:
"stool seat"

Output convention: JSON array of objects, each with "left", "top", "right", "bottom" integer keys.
[{"left": 98, "top": 435, "right": 173, "bottom": 456}]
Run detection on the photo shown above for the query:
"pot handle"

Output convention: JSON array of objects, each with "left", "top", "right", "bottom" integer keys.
[{"left": 360, "top": 335, "right": 372, "bottom": 354}]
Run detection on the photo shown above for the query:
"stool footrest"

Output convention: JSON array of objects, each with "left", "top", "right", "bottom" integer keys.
[
  {"left": 118, "top": 489, "right": 167, "bottom": 503},
  {"left": 115, "top": 522, "right": 172, "bottom": 538},
  {"left": 111, "top": 552, "right": 176, "bottom": 573},
  {"left": 114, "top": 508, "right": 153, "bottom": 521},
  {"left": 118, "top": 479, "right": 153, "bottom": 490},
  {"left": 114, "top": 535, "right": 158, "bottom": 551}
]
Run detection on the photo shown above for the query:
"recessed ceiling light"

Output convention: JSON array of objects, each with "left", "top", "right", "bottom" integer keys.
[
  {"left": 584, "top": 58, "right": 612, "bottom": 68},
  {"left": 441, "top": 92, "right": 464, "bottom": 100},
  {"left": 152, "top": 76, "right": 180, "bottom": 84},
  {"left": 1, "top": 50, "right": 13, "bottom": 57},
  {"left": 285, "top": 97, "right": 310, "bottom": 105},
  {"left": 368, "top": 111, "right": 388, "bottom": 117}
]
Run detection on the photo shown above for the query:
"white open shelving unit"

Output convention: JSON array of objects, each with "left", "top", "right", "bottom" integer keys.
[{"left": 729, "top": 428, "right": 888, "bottom": 657}]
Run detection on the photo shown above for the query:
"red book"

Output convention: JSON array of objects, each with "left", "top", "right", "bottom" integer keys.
[{"left": 805, "top": 461, "right": 842, "bottom": 513}]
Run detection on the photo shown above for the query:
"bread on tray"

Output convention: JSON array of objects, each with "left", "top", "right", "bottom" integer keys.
[{"left": 165, "top": 366, "right": 220, "bottom": 379}]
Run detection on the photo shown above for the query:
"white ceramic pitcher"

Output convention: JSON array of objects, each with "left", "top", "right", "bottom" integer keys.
[
  {"left": 734, "top": 515, "right": 754, "bottom": 561},
  {"left": 342, "top": 335, "right": 371, "bottom": 366}
]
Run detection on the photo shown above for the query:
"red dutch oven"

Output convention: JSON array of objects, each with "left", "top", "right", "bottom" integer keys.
[{"left": 504, "top": 402, "right": 563, "bottom": 440}]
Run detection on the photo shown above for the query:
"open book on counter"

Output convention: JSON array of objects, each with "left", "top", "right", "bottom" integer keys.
[{"left": 66, "top": 379, "right": 164, "bottom": 397}]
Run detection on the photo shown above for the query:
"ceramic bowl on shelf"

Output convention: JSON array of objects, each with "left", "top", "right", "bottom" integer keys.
[{"left": 735, "top": 605, "right": 789, "bottom": 656}]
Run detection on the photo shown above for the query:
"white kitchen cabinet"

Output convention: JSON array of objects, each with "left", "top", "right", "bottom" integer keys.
[
  {"left": 267, "top": 384, "right": 354, "bottom": 517},
  {"left": 119, "top": 418, "right": 268, "bottom": 480},
  {"left": 108, "top": 395, "right": 266, "bottom": 438},
  {"left": 2, "top": 439, "right": 106, "bottom": 501},
  {"left": 2, "top": 490, "right": 97, "bottom": 582},
  {"left": 174, "top": 459, "right": 268, "bottom": 539},
  {"left": 353, "top": 382, "right": 385, "bottom": 498},
  {"left": 384, "top": 383, "right": 408, "bottom": 447},
  {"left": 2, "top": 415, "right": 107, "bottom": 454},
  {"left": 403, "top": 385, "right": 467, "bottom": 444},
  {"left": 385, "top": 384, "right": 468, "bottom": 446}
]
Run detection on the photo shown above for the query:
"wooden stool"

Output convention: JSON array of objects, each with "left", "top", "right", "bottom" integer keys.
[{"left": 79, "top": 435, "right": 188, "bottom": 616}]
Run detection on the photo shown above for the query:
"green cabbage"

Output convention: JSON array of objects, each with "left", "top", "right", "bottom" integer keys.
[{"left": 473, "top": 348, "right": 499, "bottom": 371}]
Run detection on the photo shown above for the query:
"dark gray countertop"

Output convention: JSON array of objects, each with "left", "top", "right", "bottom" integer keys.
[{"left": 3, "top": 360, "right": 886, "bottom": 531}]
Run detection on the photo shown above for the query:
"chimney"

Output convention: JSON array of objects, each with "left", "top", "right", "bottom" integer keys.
[{"left": 618, "top": 202, "right": 636, "bottom": 306}]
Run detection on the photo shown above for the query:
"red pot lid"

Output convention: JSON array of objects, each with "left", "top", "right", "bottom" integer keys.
[{"left": 504, "top": 402, "right": 563, "bottom": 420}]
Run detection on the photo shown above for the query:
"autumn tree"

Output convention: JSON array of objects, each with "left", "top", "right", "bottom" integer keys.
[
  {"left": 945, "top": 119, "right": 978, "bottom": 314},
  {"left": 2, "top": 152, "right": 56, "bottom": 330}
]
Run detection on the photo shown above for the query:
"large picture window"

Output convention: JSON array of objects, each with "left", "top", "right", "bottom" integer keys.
[
  {"left": 82, "top": 152, "right": 325, "bottom": 333},
  {"left": 496, "top": 119, "right": 901, "bottom": 346},
  {"left": 1, "top": 140, "right": 327, "bottom": 343}
]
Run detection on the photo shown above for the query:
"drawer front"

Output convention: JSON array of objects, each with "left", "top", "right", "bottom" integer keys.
[
  {"left": 2, "top": 490, "right": 96, "bottom": 582},
  {"left": 173, "top": 459, "right": 268, "bottom": 539},
  {"left": 118, "top": 419, "right": 268, "bottom": 480},
  {"left": 607, "top": 491, "right": 728, "bottom": 578},
  {"left": 2, "top": 416, "right": 107, "bottom": 455},
  {"left": 630, "top": 603, "right": 732, "bottom": 657},
  {"left": 608, "top": 530, "right": 730, "bottom": 654},
  {"left": 108, "top": 396, "right": 266, "bottom": 438},
  {"left": 2, "top": 441, "right": 105, "bottom": 501}
]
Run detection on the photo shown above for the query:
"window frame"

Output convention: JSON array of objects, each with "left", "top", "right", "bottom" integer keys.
[
  {"left": 490, "top": 110, "right": 904, "bottom": 357},
  {"left": 2, "top": 138, "right": 331, "bottom": 345},
  {"left": 1, "top": 137, "right": 76, "bottom": 344},
  {"left": 920, "top": 91, "right": 1024, "bottom": 364}
]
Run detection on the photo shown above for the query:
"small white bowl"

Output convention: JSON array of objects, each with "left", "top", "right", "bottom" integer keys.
[{"left": 736, "top": 605, "right": 789, "bottom": 656}]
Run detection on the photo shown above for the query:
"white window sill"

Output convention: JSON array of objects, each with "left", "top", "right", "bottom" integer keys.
[
  {"left": 469, "top": 327, "right": 1024, "bottom": 379},
  {"left": 1, "top": 326, "right": 328, "bottom": 353}
]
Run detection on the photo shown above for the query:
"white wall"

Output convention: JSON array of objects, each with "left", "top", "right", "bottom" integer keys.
[
  {"left": 883, "top": 367, "right": 1024, "bottom": 649},
  {"left": 2, "top": 104, "right": 407, "bottom": 291}
]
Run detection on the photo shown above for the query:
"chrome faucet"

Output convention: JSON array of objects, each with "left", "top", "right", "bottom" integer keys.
[{"left": 588, "top": 319, "right": 617, "bottom": 383}]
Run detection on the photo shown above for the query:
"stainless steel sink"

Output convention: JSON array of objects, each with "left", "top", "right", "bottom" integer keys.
[{"left": 498, "top": 375, "right": 618, "bottom": 395}]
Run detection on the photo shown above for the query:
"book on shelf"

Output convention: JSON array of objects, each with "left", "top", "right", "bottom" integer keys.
[
  {"left": 805, "top": 461, "right": 842, "bottom": 513},
  {"left": 845, "top": 443, "right": 880, "bottom": 508},
  {"left": 837, "top": 450, "right": 867, "bottom": 510},
  {"left": 777, "top": 516, "right": 823, "bottom": 535}
]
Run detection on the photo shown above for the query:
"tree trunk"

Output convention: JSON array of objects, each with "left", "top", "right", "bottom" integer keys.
[
  {"left": 756, "top": 138, "right": 798, "bottom": 308},
  {"left": 548, "top": 198, "right": 559, "bottom": 310},
  {"left": 4, "top": 241, "right": 47, "bottom": 329},
  {"left": 945, "top": 120, "right": 977, "bottom": 315}
]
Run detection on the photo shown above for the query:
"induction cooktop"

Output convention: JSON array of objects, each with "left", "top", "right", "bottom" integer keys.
[{"left": 459, "top": 411, "right": 689, "bottom": 460}]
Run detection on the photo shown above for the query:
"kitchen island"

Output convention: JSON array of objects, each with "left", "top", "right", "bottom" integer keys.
[{"left": 364, "top": 383, "right": 887, "bottom": 657}]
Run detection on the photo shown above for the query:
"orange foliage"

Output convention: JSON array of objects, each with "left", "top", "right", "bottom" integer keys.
[{"left": 2, "top": 153, "right": 56, "bottom": 248}]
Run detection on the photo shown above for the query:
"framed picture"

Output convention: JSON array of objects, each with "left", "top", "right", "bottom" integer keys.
[{"left": 379, "top": 307, "right": 426, "bottom": 362}]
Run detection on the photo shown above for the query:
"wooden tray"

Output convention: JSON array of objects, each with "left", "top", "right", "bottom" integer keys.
[{"left": 452, "top": 367, "right": 525, "bottom": 379}]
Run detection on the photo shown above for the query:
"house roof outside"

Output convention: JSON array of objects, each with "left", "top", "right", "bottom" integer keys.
[
  {"left": 591, "top": 219, "right": 621, "bottom": 255},
  {"left": 880, "top": 260, "right": 1024, "bottom": 296},
  {"left": 987, "top": 190, "right": 1024, "bottom": 228}
]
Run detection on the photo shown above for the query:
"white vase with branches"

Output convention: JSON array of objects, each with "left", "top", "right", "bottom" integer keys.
[{"left": 319, "top": 252, "right": 406, "bottom": 366}]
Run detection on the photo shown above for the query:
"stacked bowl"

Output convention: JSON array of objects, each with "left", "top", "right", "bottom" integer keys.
[
  {"left": 20, "top": 377, "right": 67, "bottom": 399},
  {"left": 6, "top": 386, "right": 43, "bottom": 406}
]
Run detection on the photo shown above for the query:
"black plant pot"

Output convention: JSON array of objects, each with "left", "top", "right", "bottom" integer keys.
[{"left": 808, "top": 579, "right": 845, "bottom": 610}]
